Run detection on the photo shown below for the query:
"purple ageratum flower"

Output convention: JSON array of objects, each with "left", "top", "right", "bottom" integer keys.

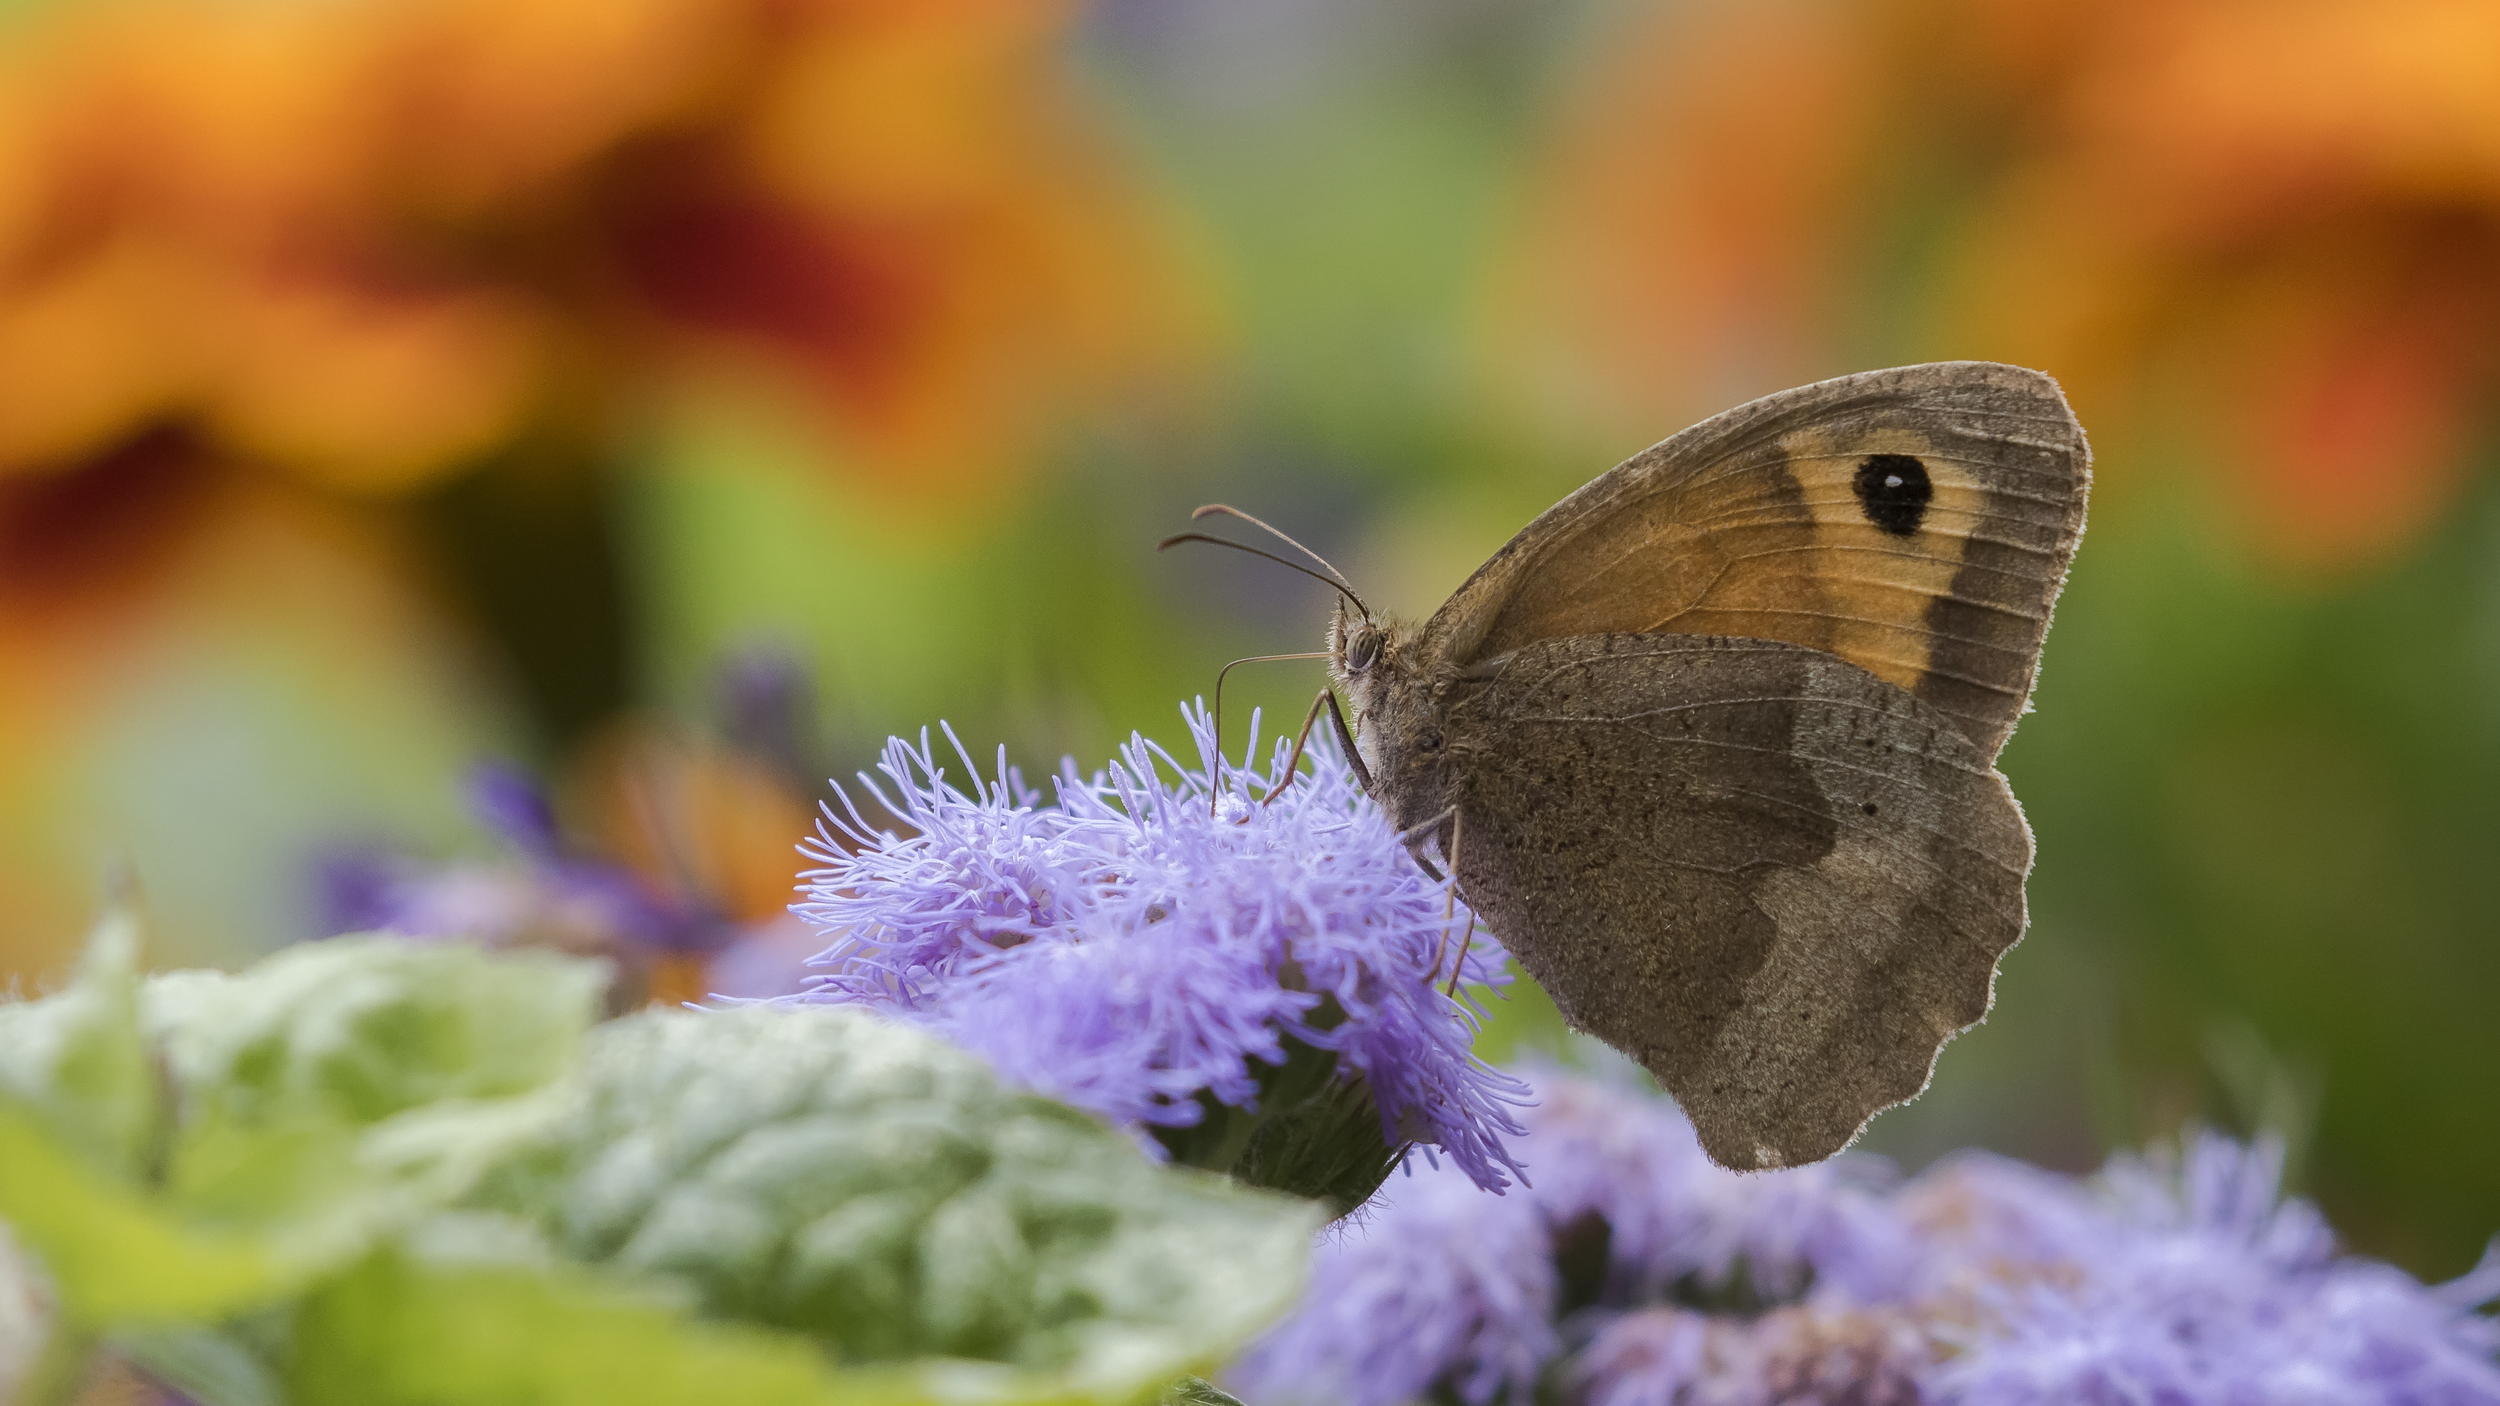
[
  {"left": 1227, "top": 1067, "right": 1915, "bottom": 1406},
  {"left": 1228, "top": 1154, "right": 1560, "bottom": 1406},
  {"left": 1512, "top": 1068, "right": 1923, "bottom": 1308},
  {"left": 1230, "top": 1062, "right": 2500, "bottom": 1406},
  {"left": 1575, "top": 1304, "right": 1931, "bottom": 1406},
  {"left": 786, "top": 702, "right": 1529, "bottom": 1205},
  {"left": 1927, "top": 1133, "right": 2500, "bottom": 1404}
]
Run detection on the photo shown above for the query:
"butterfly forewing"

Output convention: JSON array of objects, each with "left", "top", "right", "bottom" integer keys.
[
  {"left": 1441, "top": 633, "right": 2033, "bottom": 1169},
  {"left": 1426, "top": 362, "right": 2088, "bottom": 760}
]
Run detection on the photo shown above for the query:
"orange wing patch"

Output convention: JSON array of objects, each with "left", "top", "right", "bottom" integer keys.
[
  {"left": 1772, "top": 425, "right": 1990, "bottom": 693},
  {"left": 1444, "top": 364, "right": 2087, "bottom": 760}
]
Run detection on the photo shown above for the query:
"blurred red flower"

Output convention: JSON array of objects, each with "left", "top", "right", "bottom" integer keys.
[{"left": 1501, "top": 0, "right": 2500, "bottom": 570}]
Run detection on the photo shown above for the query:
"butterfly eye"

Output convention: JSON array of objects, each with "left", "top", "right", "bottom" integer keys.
[{"left": 1347, "top": 629, "right": 1383, "bottom": 671}]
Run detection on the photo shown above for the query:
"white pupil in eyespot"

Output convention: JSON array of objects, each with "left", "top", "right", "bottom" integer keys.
[{"left": 1884, "top": 474, "right": 1904, "bottom": 489}]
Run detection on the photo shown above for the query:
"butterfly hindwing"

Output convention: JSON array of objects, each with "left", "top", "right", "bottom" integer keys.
[
  {"left": 1427, "top": 362, "right": 2089, "bottom": 760},
  {"left": 1442, "top": 632, "right": 2032, "bottom": 1169}
]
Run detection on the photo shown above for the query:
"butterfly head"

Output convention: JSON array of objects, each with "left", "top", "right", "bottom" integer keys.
[
  {"left": 1334, "top": 605, "right": 1385, "bottom": 676},
  {"left": 1327, "top": 600, "right": 1380, "bottom": 677},
  {"left": 1328, "top": 599, "right": 1425, "bottom": 738}
]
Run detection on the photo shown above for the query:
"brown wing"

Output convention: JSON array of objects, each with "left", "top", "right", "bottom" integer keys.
[
  {"left": 1442, "top": 632, "right": 2032, "bottom": 1170},
  {"left": 1425, "top": 362, "right": 2088, "bottom": 761}
]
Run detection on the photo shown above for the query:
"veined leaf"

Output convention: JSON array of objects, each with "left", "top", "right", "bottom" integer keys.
[
  {"left": 475, "top": 1006, "right": 1322, "bottom": 1404},
  {"left": 4, "top": 936, "right": 1312, "bottom": 1406},
  {"left": 286, "top": 1221, "right": 890, "bottom": 1406},
  {"left": 0, "top": 934, "right": 605, "bottom": 1333},
  {"left": 142, "top": 937, "right": 603, "bottom": 1128}
]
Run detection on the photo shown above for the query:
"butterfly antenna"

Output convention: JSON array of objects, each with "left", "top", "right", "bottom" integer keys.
[
  {"left": 1158, "top": 532, "right": 1373, "bottom": 620},
  {"left": 1189, "top": 505, "right": 1370, "bottom": 617},
  {"left": 1208, "top": 653, "right": 1329, "bottom": 807}
]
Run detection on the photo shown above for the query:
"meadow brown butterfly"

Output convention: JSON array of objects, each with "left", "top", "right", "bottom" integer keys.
[{"left": 1173, "top": 362, "right": 2090, "bottom": 1170}]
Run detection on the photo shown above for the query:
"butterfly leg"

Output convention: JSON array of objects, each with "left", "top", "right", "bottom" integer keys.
[
  {"left": 1260, "top": 689, "right": 1336, "bottom": 807},
  {"left": 1324, "top": 689, "right": 1374, "bottom": 792},
  {"left": 1428, "top": 808, "right": 1477, "bottom": 997},
  {"left": 1446, "top": 812, "right": 1475, "bottom": 997},
  {"left": 1396, "top": 806, "right": 1456, "bottom": 882},
  {"left": 1262, "top": 687, "right": 1375, "bottom": 805}
]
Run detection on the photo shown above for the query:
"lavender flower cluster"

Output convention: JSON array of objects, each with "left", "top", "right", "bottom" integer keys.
[
  {"left": 1231, "top": 1065, "right": 2500, "bottom": 1406},
  {"left": 785, "top": 705, "right": 1528, "bottom": 1197}
]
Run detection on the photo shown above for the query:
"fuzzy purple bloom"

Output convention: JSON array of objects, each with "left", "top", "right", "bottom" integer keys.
[
  {"left": 1229, "top": 1064, "right": 2500, "bottom": 1406},
  {"left": 1575, "top": 1303, "right": 1931, "bottom": 1406},
  {"left": 786, "top": 703, "right": 1529, "bottom": 1199},
  {"left": 1925, "top": 1136, "right": 2500, "bottom": 1404},
  {"left": 1234, "top": 1152, "right": 1561, "bottom": 1406}
]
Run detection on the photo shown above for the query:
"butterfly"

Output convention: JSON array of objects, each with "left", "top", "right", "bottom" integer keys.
[{"left": 1168, "top": 362, "right": 2090, "bottom": 1170}]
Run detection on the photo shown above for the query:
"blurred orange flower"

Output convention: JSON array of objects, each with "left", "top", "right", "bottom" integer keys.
[
  {"left": 0, "top": 0, "right": 1200, "bottom": 974},
  {"left": 0, "top": 0, "right": 1193, "bottom": 506},
  {"left": 1502, "top": 0, "right": 2500, "bottom": 570}
]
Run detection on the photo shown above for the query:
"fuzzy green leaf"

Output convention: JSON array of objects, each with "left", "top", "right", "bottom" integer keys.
[
  {"left": 142, "top": 936, "right": 603, "bottom": 1128},
  {"left": 0, "top": 915, "right": 281, "bottom": 1325},
  {"left": 140, "top": 938, "right": 603, "bottom": 1251},
  {"left": 0, "top": 935, "right": 604, "bottom": 1331},
  {"left": 477, "top": 1005, "right": 1322, "bottom": 1403},
  {"left": 0, "top": 1107, "right": 276, "bottom": 1323},
  {"left": 4, "top": 936, "right": 1313, "bottom": 1406},
  {"left": 285, "top": 1217, "right": 898, "bottom": 1406},
  {"left": 0, "top": 910, "right": 153, "bottom": 1174}
]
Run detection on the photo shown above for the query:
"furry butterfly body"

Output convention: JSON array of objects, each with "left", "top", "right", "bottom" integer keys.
[{"left": 1325, "top": 362, "right": 2089, "bottom": 1169}]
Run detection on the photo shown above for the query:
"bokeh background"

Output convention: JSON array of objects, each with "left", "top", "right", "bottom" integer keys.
[{"left": 3, "top": 0, "right": 2494, "bottom": 1279}]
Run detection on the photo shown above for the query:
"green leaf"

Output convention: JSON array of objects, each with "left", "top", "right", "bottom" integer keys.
[
  {"left": 0, "top": 909, "right": 153, "bottom": 1175},
  {"left": 140, "top": 938, "right": 604, "bottom": 1247},
  {"left": 1161, "top": 1377, "right": 1247, "bottom": 1406},
  {"left": 6, "top": 937, "right": 1312, "bottom": 1406},
  {"left": 477, "top": 1006, "right": 1322, "bottom": 1402},
  {"left": 0, "top": 1106, "right": 276, "bottom": 1323},
  {"left": 0, "top": 934, "right": 605, "bottom": 1332},
  {"left": 112, "top": 1325, "right": 283, "bottom": 1406},
  {"left": 0, "top": 914, "right": 277, "bottom": 1326},
  {"left": 142, "top": 937, "right": 603, "bottom": 1127},
  {"left": 286, "top": 1220, "right": 895, "bottom": 1406}
]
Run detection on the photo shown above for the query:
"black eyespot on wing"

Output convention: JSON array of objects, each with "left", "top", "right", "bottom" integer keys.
[{"left": 1852, "top": 453, "right": 1932, "bottom": 536}]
